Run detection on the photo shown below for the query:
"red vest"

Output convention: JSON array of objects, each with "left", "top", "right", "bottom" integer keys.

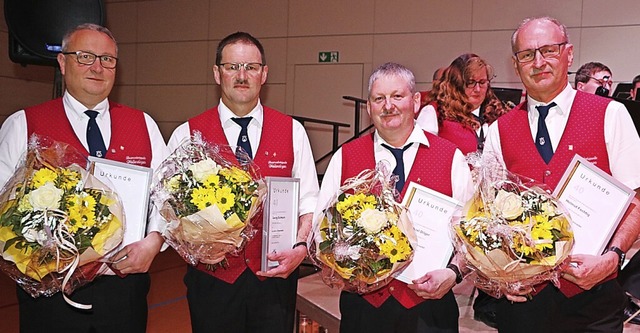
[
  {"left": 341, "top": 132, "right": 455, "bottom": 309},
  {"left": 24, "top": 98, "right": 152, "bottom": 167},
  {"left": 498, "top": 91, "right": 613, "bottom": 297},
  {"left": 439, "top": 120, "right": 478, "bottom": 155},
  {"left": 188, "top": 106, "right": 294, "bottom": 283}
]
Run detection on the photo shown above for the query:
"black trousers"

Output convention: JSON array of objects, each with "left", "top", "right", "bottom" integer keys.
[
  {"left": 496, "top": 279, "right": 626, "bottom": 333},
  {"left": 18, "top": 273, "right": 150, "bottom": 333},
  {"left": 619, "top": 251, "right": 640, "bottom": 298},
  {"left": 339, "top": 289, "right": 459, "bottom": 333},
  {"left": 185, "top": 266, "right": 299, "bottom": 333}
]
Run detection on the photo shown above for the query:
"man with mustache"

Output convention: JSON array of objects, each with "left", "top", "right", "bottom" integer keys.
[
  {"left": 316, "top": 62, "right": 473, "bottom": 333},
  {"left": 484, "top": 16, "right": 640, "bottom": 332},
  {"left": 167, "top": 32, "right": 318, "bottom": 333}
]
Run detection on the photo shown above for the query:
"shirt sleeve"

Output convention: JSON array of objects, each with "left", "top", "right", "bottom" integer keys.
[
  {"left": 482, "top": 120, "right": 506, "bottom": 169},
  {"left": 143, "top": 112, "right": 170, "bottom": 235},
  {"left": 292, "top": 120, "right": 319, "bottom": 216},
  {"left": 312, "top": 148, "right": 343, "bottom": 239},
  {"left": 604, "top": 101, "right": 640, "bottom": 190},
  {"left": 0, "top": 111, "right": 28, "bottom": 188},
  {"left": 416, "top": 104, "right": 439, "bottom": 135},
  {"left": 450, "top": 149, "right": 474, "bottom": 203}
]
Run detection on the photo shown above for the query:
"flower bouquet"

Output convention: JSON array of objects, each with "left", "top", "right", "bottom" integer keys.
[
  {"left": 309, "top": 164, "right": 416, "bottom": 294},
  {"left": 152, "top": 133, "right": 265, "bottom": 267},
  {"left": 453, "top": 153, "right": 574, "bottom": 297},
  {"left": 0, "top": 135, "right": 124, "bottom": 305}
]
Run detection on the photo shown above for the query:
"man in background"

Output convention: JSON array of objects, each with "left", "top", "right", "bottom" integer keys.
[
  {"left": 574, "top": 61, "right": 613, "bottom": 97},
  {"left": 0, "top": 23, "right": 168, "bottom": 332}
]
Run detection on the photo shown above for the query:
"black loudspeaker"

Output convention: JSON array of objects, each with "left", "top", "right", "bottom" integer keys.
[{"left": 4, "top": 0, "right": 105, "bottom": 67}]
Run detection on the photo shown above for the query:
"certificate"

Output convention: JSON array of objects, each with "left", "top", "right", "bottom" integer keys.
[
  {"left": 396, "top": 181, "right": 461, "bottom": 284},
  {"left": 553, "top": 154, "right": 635, "bottom": 256},
  {"left": 88, "top": 157, "right": 153, "bottom": 249},
  {"left": 262, "top": 177, "right": 300, "bottom": 271}
]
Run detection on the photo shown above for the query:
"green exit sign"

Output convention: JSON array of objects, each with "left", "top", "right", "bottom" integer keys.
[{"left": 319, "top": 51, "right": 339, "bottom": 63}]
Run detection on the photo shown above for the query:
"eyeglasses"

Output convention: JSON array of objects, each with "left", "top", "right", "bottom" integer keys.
[
  {"left": 588, "top": 75, "right": 613, "bottom": 87},
  {"left": 465, "top": 79, "right": 491, "bottom": 89},
  {"left": 218, "top": 62, "right": 264, "bottom": 73},
  {"left": 514, "top": 42, "right": 568, "bottom": 63},
  {"left": 62, "top": 50, "right": 118, "bottom": 69}
]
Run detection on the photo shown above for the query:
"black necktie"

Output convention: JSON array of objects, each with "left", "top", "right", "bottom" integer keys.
[
  {"left": 85, "top": 110, "right": 106, "bottom": 157},
  {"left": 382, "top": 143, "right": 412, "bottom": 193},
  {"left": 535, "top": 102, "right": 556, "bottom": 164},
  {"left": 232, "top": 117, "right": 253, "bottom": 159},
  {"left": 473, "top": 113, "right": 485, "bottom": 151}
]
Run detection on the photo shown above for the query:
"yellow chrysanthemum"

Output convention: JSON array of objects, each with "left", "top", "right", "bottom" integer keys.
[
  {"left": 220, "top": 167, "right": 251, "bottom": 183},
  {"left": 190, "top": 187, "right": 216, "bottom": 211},
  {"left": 31, "top": 168, "right": 57, "bottom": 188},
  {"left": 377, "top": 225, "right": 412, "bottom": 263},
  {"left": 66, "top": 193, "right": 97, "bottom": 233},
  {"left": 215, "top": 186, "right": 236, "bottom": 213},
  {"left": 58, "top": 169, "right": 81, "bottom": 191},
  {"left": 202, "top": 174, "right": 221, "bottom": 188}
]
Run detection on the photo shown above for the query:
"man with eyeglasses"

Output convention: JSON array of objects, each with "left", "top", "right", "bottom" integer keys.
[
  {"left": 0, "top": 23, "right": 168, "bottom": 332},
  {"left": 167, "top": 31, "right": 318, "bottom": 333},
  {"left": 575, "top": 62, "right": 614, "bottom": 97},
  {"left": 484, "top": 16, "right": 640, "bottom": 332}
]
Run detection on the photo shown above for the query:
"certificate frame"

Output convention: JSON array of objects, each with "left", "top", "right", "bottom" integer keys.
[
  {"left": 262, "top": 177, "right": 300, "bottom": 271},
  {"left": 396, "top": 181, "right": 462, "bottom": 284},
  {"left": 88, "top": 157, "right": 153, "bottom": 249},
  {"left": 553, "top": 154, "right": 635, "bottom": 256}
]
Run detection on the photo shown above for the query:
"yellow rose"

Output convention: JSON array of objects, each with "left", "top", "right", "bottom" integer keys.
[
  {"left": 29, "top": 182, "right": 63, "bottom": 211},
  {"left": 189, "top": 158, "right": 220, "bottom": 182},
  {"left": 357, "top": 208, "right": 388, "bottom": 234},
  {"left": 494, "top": 190, "right": 524, "bottom": 220}
]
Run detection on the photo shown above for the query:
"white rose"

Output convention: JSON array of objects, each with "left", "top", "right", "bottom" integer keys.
[
  {"left": 494, "top": 190, "right": 524, "bottom": 220},
  {"left": 29, "top": 182, "right": 63, "bottom": 211},
  {"left": 357, "top": 208, "right": 388, "bottom": 234},
  {"left": 189, "top": 159, "right": 220, "bottom": 182}
]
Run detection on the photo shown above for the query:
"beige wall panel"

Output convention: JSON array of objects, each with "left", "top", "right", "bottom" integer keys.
[
  {"left": 208, "top": 0, "right": 288, "bottom": 39},
  {"left": 0, "top": 77, "right": 51, "bottom": 116},
  {"left": 138, "top": 0, "right": 209, "bottom": 42},
  {"left": 105, "top": 2, "right": 138, "bottom": 44},
  {"left": 136, "top": 41, "right": 209, "bottom": 85},
  {"left": 469, "top": 31, "right": 520, "bottom": 86},
  {"left": 115, "top": 43, "right": 137, "bottom": 86},
  {"left": 136, "top": 85, "right": 208, "bottom": 122},
  {"left": 288, "top": 0, "right": 374, "bottom": 36},
  {"left": 471, "top": 0, "right": 582, "bottom": 31},
  {"left": 582, "top": 0, "right": 640, "bottom": 26},
  {"left": 261, "top": 83, "right": 287, "bottom": 114},
  {"left": 374, "top": 0, "right": 472, "bottom": 33},
  {"left": 292, "top": 64, "right": 365, "bottom": 173},
  {"left": 205, "top": 84, "right": 221, "bottom": 108},
  {"left": 286, "top": 36, "right": 373, "bottom": 65},
  {"left": 262, "top": 38, "right": 288, "bottom": 84},
  {"left": 110, "top": 85, "right": 137, "bottom": 109},
  {"left": 578, "top": 26, "right": 640, "bottom": 82},
  {"left": 372, "top": 32, "right": 471, "bottom": 83}
]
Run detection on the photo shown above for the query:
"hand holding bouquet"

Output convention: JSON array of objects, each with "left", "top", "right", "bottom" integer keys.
[
  {"left": 309, "top": 163, "right": 416, "bottom": 294},
  {"left": 0, "top": 135, "right": 124, "bottom": 307},
  {"left": 453, "top": 153, "right": 574, "bottom": 297},
  {"left": 152, "top": 133, "right": 265, "bottom": 267}
]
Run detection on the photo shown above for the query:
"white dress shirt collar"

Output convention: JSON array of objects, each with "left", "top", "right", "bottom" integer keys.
[
  {"left": 63, "top": 91, "right": 109, "bottom": 119},
  {"left": 218, "top": 99, "right": 264, "bottom": 127}
]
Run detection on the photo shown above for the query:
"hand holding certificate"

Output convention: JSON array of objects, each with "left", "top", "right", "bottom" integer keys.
[
  {"left": 396, "top": 182, "right": 461, "bottom": 284},
  {"left": 553, "top": 155, "right": 635, "bottom": 256}
]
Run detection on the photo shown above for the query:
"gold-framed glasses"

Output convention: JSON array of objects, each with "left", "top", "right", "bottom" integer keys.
[{"left": 218, "top": 62, "right": 264, "bottom": 73}]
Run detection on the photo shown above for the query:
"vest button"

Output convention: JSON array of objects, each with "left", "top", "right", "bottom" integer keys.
[
  {"left": 389, "top": 286, "right": 395, "bottom": 292},
  {"left": 545, "top": 170, "right": 551, "bottom": 176},
  {"left": 245, "top": 259, "right": 250, "bottom": 264}
]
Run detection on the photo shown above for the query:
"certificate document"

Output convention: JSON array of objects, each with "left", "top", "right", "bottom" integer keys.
[
  {"left": 553, "top": 155, "right": 635, "bottom": 256},
  {"left": 262, "top": 177, "right": 300, "bottom": 271},
  {"left": 89, "top": 157, "right": 153, "bottom": 249},
  {"left": 396, "top": 182, "right": 461, "bottom": 284}
]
